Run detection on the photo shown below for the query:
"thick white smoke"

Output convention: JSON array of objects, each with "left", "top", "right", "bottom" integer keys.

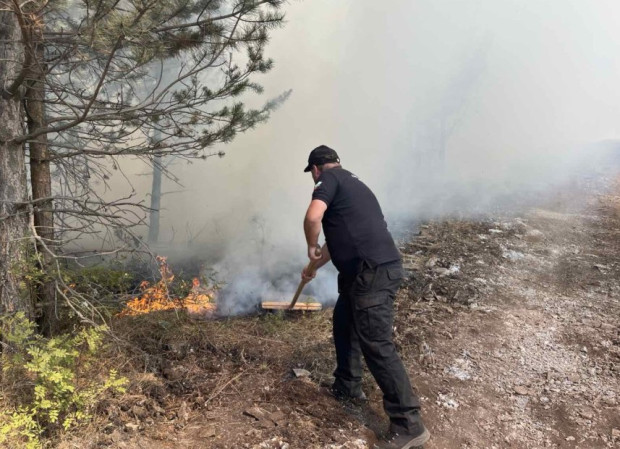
[{"left": 111, "top": 0, "right": 620, "bottom": 312}]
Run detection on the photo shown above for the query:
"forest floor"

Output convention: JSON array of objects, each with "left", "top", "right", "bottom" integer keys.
[{"left": 59, "top": 176, "right": 620, "bottom": 449}]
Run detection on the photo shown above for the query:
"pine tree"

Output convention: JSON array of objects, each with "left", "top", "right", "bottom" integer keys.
[{"left": 0, "top": 0, "right": 287, "bottom": 333}]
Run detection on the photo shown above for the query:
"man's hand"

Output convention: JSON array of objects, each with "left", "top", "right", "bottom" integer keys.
[
  {"left": 301, "top": 265, "right": 317, "bottom": 283},
  {"left": 308, "top": 244, "right": 322, "bottom": 262},
  {"left": 300, "top": 245, "right": 331, "bottom": 283}
]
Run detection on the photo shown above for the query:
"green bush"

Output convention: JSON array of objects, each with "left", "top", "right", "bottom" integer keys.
[{"left": 0, "top": 312, "right": 128, "bottom": 448}]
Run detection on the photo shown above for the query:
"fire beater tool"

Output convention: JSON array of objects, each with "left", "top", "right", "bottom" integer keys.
[{"left": 261, "top": 248, "right": 323, "bottom": 312}]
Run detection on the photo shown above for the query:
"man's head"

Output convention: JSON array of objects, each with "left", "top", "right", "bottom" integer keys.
[{"left": 304, "top": 145, "right": 341, "bottom": 182}]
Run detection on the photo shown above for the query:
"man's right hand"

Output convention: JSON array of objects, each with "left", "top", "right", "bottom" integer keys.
[{"left": 301, "top": 265, "right": 316, "bottom": 283}]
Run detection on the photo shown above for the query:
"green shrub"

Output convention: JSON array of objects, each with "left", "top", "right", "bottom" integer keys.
[{"left": 0, "top": 312, "right": 128, "bottom": 448}]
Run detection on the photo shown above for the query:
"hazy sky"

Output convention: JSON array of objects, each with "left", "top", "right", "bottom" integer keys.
[{"left": 110, "top": 0, "right": 620, "bottom": 307}]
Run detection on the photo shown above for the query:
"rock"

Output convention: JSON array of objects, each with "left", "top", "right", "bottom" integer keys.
[
  {"left": 269, "top": 411, "right": 288, "bottom": 427},
  {"left": 436, "top": 393, "right": 459, "bottom": 409},
  {"left": 565, "top": 436, "right": 575, "bottom": 441},
  {"left": 200, "top": 426, "right": 217, "bottom": 438},
  {"left": 244, "top": 406, "right": 277, "bottom": 429},
  {"left": 448, "top": 264, "right": 460, "bottom": 275},
  {"left": 503, "top": 250, "right": 525, "bottom": 261},
  {"left": 292, "top": 368, "right": 311, "bottom": 378},
  {"left": 612, "top": 428, "right": 620, "bottom": 441},
  {"left": 514, "top": 386, "right": 530, "bottom": 396},
  {"left": 425, "top": 256, "right": 439, "bottom": 268},
  {"left": 244, "top": 406, "right": 269, "bottom": 421},
  {"left": 163, "top": 365, "right": 185, "bottom": 382},
  {"left": 152, "top": 403, "right": 165, "bottom": 415},
  {"left": 124, "top": 423, "right": 139, "bottom": 433},
  {"left": 432, "top": 267, "right": 451, "bottom": 277},
  {"left": 131, "top": 405, "right": 148, "bottom": 420}
]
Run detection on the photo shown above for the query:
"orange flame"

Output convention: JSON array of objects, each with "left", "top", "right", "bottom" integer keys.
[{"left": 119, "top": 256, "right": 216, "bottom": 317}]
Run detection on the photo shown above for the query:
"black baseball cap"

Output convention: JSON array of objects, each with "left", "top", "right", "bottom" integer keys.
[{"left": 303, "top": 145, "right": 340, "bottom": 172}]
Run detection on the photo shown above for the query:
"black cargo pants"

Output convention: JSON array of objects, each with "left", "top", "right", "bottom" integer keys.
[{"left": 332, "top": 260, "right": 422, "bottom": 435}]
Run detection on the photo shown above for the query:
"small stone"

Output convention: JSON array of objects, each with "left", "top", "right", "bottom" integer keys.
[
  {"left": 131, "top": 405, "right": 148, "bottom": 419},
  {"left": 567, "top": 374, "right": 580, "bottom": 383},
  {"left": 565, "top": 436, "right": 575, "bottom": 441},
  {"left": 425, "top": 256, "right": 439, "bottom": 268},
  {"left": 124, "top": 423, "right": 139, "bottom": 433},
  {"left": 243, "top": 406, "right": 268, "bottom": 421},
  {"left": 152, "top": 404, "right": 165, "bottom": 415},
  {"left": 514, "top": 386, "right": 530, "bottom": 396},
  {"left": 432, "top": 267, "right": 451, "bottom": 277},
  {"left": 292, "top": 368, "right": 311, "bottom": 378},
  {"left": 162, "top": 366, "right": 185, "bottom": 382},
  {"left": 269, "top": 411, "right": 287, "bottom": 427},
  {"left": 200, "top": 426, "right": 217, "bottom": 438}
]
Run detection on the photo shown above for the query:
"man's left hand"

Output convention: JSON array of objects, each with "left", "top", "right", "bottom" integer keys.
[{"left": 308, "top": 244, "right": 322, "bottom": 262}]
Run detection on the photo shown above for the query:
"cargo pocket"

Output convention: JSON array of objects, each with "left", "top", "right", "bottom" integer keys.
[
  {"left": 355, "top": 293, "right": 393, "bottom": 341},
  {"left": 351, "top": 266, "right": 376, "bottom": 295}
]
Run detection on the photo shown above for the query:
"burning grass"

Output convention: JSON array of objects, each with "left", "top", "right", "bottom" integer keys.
[{"left": 118, "top": 256, "right": 216, "bottom": 317}]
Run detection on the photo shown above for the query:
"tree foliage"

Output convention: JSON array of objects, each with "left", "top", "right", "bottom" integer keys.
[{"left": 0, "top": 0, "right": 288, "bottom": 326}]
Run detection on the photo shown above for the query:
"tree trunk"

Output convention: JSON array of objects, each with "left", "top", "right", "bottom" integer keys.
[
  {"left": 0, "top": 10, "right": 33, "bottom": 319},
  {"left": 148, "top": 127, "right": 162, "bottom": 244},
  {"left": 26, "top": 44, "right": 57, "bottom": 335}
]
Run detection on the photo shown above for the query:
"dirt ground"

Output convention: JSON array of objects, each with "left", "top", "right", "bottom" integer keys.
[{"left": 59, "top": 176, "right": 620, "bottom": 449}]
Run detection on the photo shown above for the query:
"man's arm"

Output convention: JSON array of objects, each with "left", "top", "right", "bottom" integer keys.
[{"left": 304, "top": 199, "right": 327, "bottom": 261}]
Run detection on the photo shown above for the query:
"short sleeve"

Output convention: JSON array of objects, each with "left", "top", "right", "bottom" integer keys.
[{"left": 312, "top": 171, "right": 338, "bottom": 206}]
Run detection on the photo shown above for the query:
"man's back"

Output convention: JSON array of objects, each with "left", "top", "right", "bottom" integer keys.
[{"left": 312, "top": 167, "right": 400, "bottom": 275}]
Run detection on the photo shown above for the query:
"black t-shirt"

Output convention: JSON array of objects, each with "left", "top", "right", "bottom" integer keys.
[{"left": 312, "top": 167, "right": 400, "bottom": 275}]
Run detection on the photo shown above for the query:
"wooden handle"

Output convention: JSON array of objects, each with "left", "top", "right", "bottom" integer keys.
[
  {"left": 288, "top": 280, "right": 307, "bottom": 310},
  {"left": 289, "top": 250, "right": 321, "bottom": 310}
]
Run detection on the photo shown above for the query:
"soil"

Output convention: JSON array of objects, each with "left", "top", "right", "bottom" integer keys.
[{"left": 59, "top": 176, "right": 620, "bottom": 449}]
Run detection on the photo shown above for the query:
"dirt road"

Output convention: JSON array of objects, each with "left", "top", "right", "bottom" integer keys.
[{"left": 395, "top": 181, "right": 620, "bottom": 448}]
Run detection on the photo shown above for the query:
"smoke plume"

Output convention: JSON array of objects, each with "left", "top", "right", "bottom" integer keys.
[{"left": 110, "top": 0, "right": 620, "bottom": 313}]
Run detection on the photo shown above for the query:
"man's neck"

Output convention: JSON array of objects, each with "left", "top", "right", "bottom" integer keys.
[{"left": 321, "top": 163, "right": 341, "bottom": 171}]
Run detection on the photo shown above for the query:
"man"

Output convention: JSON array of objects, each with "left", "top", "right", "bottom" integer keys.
[{"left": 301, "top": 145, "right": 430, "bottom": 449}]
